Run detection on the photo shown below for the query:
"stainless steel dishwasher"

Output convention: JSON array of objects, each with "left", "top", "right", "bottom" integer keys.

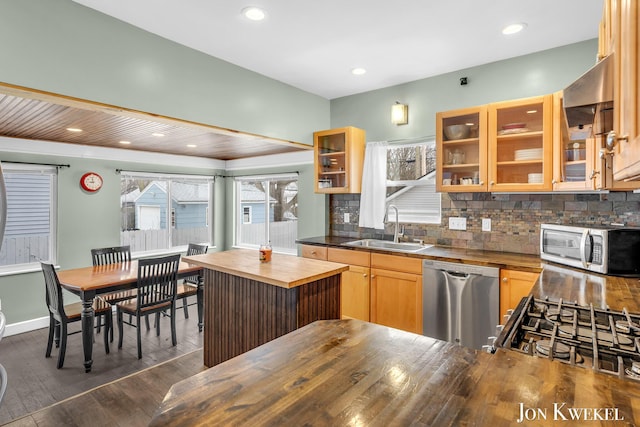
[{"left": 422, "top": 259, "right": 499, "bottom": 350}]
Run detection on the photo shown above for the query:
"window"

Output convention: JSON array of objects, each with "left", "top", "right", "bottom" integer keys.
[
  {"left": 234, "top": 174, "right": 298, "bottom": 254},
  {"left": 0, "top": 163, "right": 57, "bottom": 272},
  {"left": 386, "top": 139, "right": 441, "bottom": 224},
  {"left": 243, "top": 206, "right": 252, "bottom": 224},
  {"left": 120, "top": 172, "right": 213, "bottom": 254}
]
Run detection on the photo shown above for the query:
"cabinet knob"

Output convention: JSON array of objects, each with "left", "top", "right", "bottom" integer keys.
[
  {"left": 502, "top": 277, "right": 508, "bottom": 283},
  {"left": 490, "top": 181, "right": 495, "bottom": 186},
  {"left": 363, "top": 274, "right": 368, "bottom": 278},
  {"left": 371, "top": 275, "right": 376, "bottom": 279},
  {"left": 606, "top": 131, "right": 629, "bottom": 149},
  {"left": 479, "top": 181, "right": 484, "bottom": 185},
  {"left": 311, "top": 251, "right": 316, "bottom": 255},
  {"left": 551, "top": 179, "right": 557, "bottom": 185}
]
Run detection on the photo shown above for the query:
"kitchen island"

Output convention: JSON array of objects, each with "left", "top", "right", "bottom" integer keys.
[
  {"left": 151, "top": 318, "right": 640, "bottom": 426},
  {"left": 183, "top": 248, "right": 348, "bottom": 367}
]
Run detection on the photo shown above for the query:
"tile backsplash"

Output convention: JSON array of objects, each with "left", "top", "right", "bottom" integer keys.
[{"left": 329, "top": 192, "right": 640, "bottom": 255}]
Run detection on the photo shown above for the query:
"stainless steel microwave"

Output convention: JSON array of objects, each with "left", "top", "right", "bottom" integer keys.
[{"left": 540, "top": 224, "right": 640, "bottom": 276}]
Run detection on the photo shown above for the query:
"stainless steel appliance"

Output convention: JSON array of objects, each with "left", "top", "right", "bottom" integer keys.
[
  {"left": 422, "top": 259, "right": 499, "bottom": 350},
  {"left": 540, "top": 223, "right": 640, "bottom": 276},
  {"left": 495, "top": 295, "right": 640, "bottom": 382}
]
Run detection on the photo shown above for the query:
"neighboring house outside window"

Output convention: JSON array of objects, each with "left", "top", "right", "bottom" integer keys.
[
  {"left": 120, "top": 172, "right": 213, "bottom": 254},
  {"left": 386, "top": 139, "right": 441, "bottom": 224},
  {"left": 0, "top": 163, "right": 57, "bottom": 272},
  {"left": 234, "top": 174, "right": 298, "bottom": 254}
]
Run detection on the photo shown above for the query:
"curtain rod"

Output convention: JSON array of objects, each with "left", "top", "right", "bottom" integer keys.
[
  {"left": 116, "top": 169, "right": 215, "bottom": 178},
  {"left": 217, "top": 171, "right": 300, "bottom": 178},
  {"left": 3, "top": 160, "right": 70, "bottom": 168},
  {"left": 386, "top": 135, "right": 436, "bottom": 145}
]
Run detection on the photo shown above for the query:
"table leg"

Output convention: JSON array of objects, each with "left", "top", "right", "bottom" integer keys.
[
  {"left": 80, "top": 291, "right": 96, "bottom": 372},
  {"left": 196, "top": 276, "right": 204, "bottom": 332}
]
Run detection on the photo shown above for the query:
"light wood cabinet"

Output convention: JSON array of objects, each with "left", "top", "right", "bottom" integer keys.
[
  {"left": 436, "top": 95, "right": 553, "bottom": 192},
  {"left": 610, "top": 0, "right": 640, "bottom": 181},
  {"left": 370, "top": 254, "right": 422, "bottom": 334},
  {"left": 300, "top": 244, "right": 327, "bottom": 260},
  {"left": 314, "top": 126, "right": 366, "bottom": 193},
  {"left": 328, "top": 248, "right": 370, "bottom": 321},
  {"left": 553, "top": 91, "right": 640, "bottom": 191},
  {"left": 499, "top": 269, "right": 540, "bottom": 321},
  {"left": 436, "top": 106, "right": 488, "bottom": 192},
  {"left": 488, "top": 95, "right": 553, "bottom": 192}
]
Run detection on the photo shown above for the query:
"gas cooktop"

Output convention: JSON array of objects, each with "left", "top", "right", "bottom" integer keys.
[{"left": 495, "top": 295, "right": 640, "bottom": 381}]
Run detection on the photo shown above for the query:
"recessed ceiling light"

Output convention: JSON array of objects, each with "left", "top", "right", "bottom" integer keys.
[
  {"left": 526, "top": 110, "right": 538, "bottom": 114},
  {"left": 151, "top": 132, "right": 165, "bottom": 137},
  {"left": 242, "top": 6, "right": 266, "bottom": 21},
  {"left": 119, "top": 140, "right": 131, "bottom": 145},
  {"left": 502, "top": 23, "right": 527, "bottom": 35},
  {"left": 66, "top": 127, "right": 82, "bottom": 132},
  {"left": 186, "top": 144, "right": 197, "bottom": 148},
  {"left": 351, "top": 67, "right": 367, "bottom": 76}
]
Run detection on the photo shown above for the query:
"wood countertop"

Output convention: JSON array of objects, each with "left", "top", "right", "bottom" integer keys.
[
  {"left": 183, "top": 248, "right": 348, "bottom": 289},
  {"left": 151, "top": 319, "right": 640, "bottom": 426}
]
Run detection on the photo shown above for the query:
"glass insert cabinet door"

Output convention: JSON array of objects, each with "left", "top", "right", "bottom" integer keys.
[
  {"left": 314, "top": 126, "right": 366, "bottom": 194},
  {"left": 436, "top": 106, "right": 488, "bottom": 193},
  {"left": 488, "top": 95, "right": 553, "bottom": 192}
]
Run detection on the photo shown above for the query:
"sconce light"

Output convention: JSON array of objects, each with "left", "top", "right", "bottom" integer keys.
[{"left": 391, "top": 102, "right": 408, "bottom": 125}]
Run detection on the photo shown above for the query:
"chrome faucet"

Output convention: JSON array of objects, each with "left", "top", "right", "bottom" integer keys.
[{"left": 386, "top": 204, "right": 401, "bottom": 243}]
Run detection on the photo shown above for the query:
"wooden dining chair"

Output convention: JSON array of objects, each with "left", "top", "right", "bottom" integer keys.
[
  {"left": 91, "top": 245, "right": 140, "bottom": 338},
  {"left": 175, "top": 243, "right": 208, "bottom": 321},
  {"left": 116, "top": 254, "right": 181, "bottom": 359},
  {"left": 41, "top": 262, "right": 112, "bottom": 369}
]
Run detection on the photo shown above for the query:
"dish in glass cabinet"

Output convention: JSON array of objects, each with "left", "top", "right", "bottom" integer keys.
[{"left": 498, "top": 127, "right": 530, "bottom": 135}]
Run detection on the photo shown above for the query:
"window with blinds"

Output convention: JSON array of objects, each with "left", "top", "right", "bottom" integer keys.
[{"left": 0, "top": 163, "right": 57, "bottom": 271}]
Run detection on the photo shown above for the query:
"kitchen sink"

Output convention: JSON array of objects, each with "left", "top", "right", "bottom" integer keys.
[{"left": 343, "top": 239, "right": 433, "bottom": 253}]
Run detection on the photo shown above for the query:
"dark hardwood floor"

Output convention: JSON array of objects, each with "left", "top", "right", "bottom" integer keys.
[{"left": 0, "top": 304, "right": 205, "bottom": 425}]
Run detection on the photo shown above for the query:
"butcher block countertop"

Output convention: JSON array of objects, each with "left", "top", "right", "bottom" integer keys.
[
  {"left": 150, "top": 319, "right": 640, "bottom": 426},
  {"left": 183, "top": 248, "right": 348, "bottom": 289}
]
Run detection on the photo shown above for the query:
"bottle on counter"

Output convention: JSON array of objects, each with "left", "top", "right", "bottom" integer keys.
[{"left": 259, "top": 242, "right": 272, "bottom": 263}]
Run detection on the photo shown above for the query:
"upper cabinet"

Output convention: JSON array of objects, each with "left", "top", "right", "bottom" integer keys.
[
  {"left": 436, "top": 106, "right": 488, "bottom": 192},
  {"left": 609, "top": 0, "right": 640, "bottom": 180},
  {"left": 488, "top": 95, "right": 553, "bottom": 192},
  {"left": 314, "top": 126, "right": 366, "bottom": 194},
  {"left": 437, "top": 96, "right": 553, "bottom": 193},
  {"left": 553, "top": 91, "right": 640, "bottom": 191}
]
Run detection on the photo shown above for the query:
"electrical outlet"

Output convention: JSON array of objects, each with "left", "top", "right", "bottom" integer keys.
[
  {"left": 482, "top": 218, "right": 492, "bottom": 232},
  {"left": 448, "top": 217, "right": 467, "bottom": 230},
  {"left": 344, "top": 213, "right": 350, "bottom": 223}
]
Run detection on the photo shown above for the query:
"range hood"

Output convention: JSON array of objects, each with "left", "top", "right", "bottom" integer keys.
[{"left": 563, "top": 54, "right": 614, "bottom": 128}]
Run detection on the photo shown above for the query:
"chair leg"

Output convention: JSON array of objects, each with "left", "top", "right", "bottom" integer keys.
[
  {"left": 170, "top": 305, "right": 177, "bottom": 347},
  {"left": 103, "top": 313, "right": 110, "bottom": 354},
  {"left": 117, "top": 309, "right": 124, "bottom": 350},
  {"left": 57, "top": 321, "right": 68, "bottom": 369},
  {"left": 155, "top": 312, "right": 161, "bottom": 336},
  {"left": 54, "top": 322, "right": 61, "bottom": 348},
  {"left": 136, "top": 314, "right": 143, "bottom": 359},
  {"left": 145, "top": 314, "right": 151, "bottom": 331},
  {"left": 45, "top": 316, "right": 55, "bottom": 357},
  {"left": 183, "top": 296, "right": 189, "bottom": 318}
]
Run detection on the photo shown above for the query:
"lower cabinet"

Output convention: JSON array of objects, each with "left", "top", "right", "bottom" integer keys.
[
  {"left": 499, "top": 269, "right": 540, "bottom": 320},
  {"left": 370, "top": 254, "right": 423, "bottom": 334},
  {"left": 327, "top": 248, "right": 371, "bottom": 321}
]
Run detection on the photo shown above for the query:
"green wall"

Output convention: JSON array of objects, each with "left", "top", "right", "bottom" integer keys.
[
  {"left": 0, "top": 0, "right": 329, "bottom": 144},
  {"left": 330, "top": 39, "right": 598, "bottom": 140}
]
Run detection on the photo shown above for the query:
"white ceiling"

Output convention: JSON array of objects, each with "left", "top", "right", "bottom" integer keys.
[{"left": 72, "top": 0, "right": 602, "bottom": 100}]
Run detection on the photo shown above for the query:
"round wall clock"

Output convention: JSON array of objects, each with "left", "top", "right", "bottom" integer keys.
[{"left": 80, "top": 172, "right": 103, "bottom": 192}]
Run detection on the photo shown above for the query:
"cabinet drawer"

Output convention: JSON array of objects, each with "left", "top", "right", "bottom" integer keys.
[
  {"left": 328, "top": 248, "right": 370, "bottom": 267},
  {"left": 371, "top": 253, "right": 422, "bottom": 275},
  {"left": 300, "top": 245, "right": 327, "bottom": 260}
]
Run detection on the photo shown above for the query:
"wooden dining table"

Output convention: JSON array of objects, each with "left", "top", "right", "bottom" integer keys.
[{"left": 57, "top": 260, "right": 203, "bottom": 372}]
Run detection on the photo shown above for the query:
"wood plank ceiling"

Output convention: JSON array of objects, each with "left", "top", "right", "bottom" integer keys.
[{"left": 0, "top": 85, "right": 311, "bottom": 161}]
